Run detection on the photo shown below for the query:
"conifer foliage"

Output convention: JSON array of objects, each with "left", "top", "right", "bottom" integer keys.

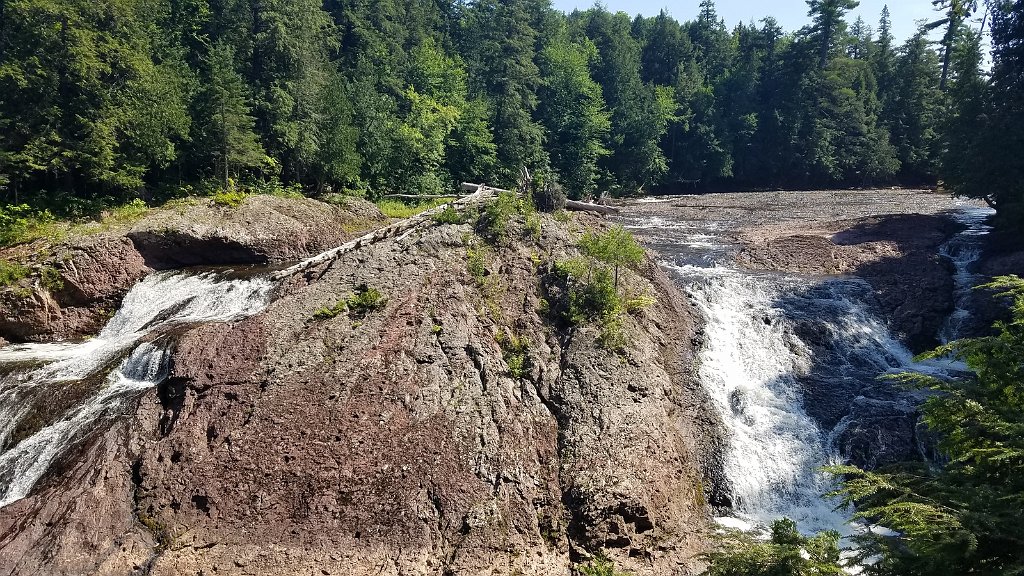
[{"left": 0, "top": 0, "right": 1013, "bottom": 223}]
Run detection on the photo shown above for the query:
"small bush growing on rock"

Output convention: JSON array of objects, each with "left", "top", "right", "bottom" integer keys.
[
  {"left": 433, "top": 205, "right": 465, "bottom": 225},
  {"left": 700, "top": 518, "right": 843, "bottom": 576},
  {"left": 546, "top": 227, "right": 653, "bottom": 352},
  {"left": 313, "top": 285, "right": 387, "bottom": 321},
  {"left": 211, "top": 189, "right": 248, "bottom": 208},
  {"left": 39, "top": 266, "right": 64, "bottom": 292},
  {"left": 108, "top": 198, "right": 149, "bottom": 223},
  {"left": 345, "top": 285, "right": 386, "bottom": 318},
  {"left": 0, "top": 259, "right": 29, "bottom": 287},
  {"left": 553, "top": 259, "right": 621, "bottom": 325},
  {"left": 477, "top": 191, "right": 539, "bottom": 245},
  {"left": 496, "top": 330, "right": 530, "bottom": 378},
  {"left": 576, "top": 553, "right": 630, "bottom": 576},
  {"left": 467, "top": 246, "right": 488, "bottom": 286},
  {"left": 579, "top": 225, "right": 645, "bottom": 288}
]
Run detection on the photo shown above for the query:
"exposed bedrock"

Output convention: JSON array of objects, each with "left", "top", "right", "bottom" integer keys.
[
  {"left": 0, "top": 196, "right": 386, "bottom": 343},
  {"left": 738, "top": 213, "right": 960, "bottom": 354},
  {"left": 0, "top": 212, "right": 724, "bottom": 575}
]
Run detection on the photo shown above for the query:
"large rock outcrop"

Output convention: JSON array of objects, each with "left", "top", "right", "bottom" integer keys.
[
  {"left": 0, "top": 195, "right": 386, "bottom": 343},
  {"left": 737, "top": 213, "right": 959, "bottom": 353},
  {"left": 0, "top": 209, "right": 721, "bottom": 575}
]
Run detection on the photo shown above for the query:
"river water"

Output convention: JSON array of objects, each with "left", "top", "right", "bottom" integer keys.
[
  {"left": 0, "top": 271, "right": 273, "bottom": 507},
  {"left": 619, "top": 193, "right": 994, "bottom": 535}
]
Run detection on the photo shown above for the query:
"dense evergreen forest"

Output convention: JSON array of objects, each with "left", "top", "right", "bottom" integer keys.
[{"left": 0, "top": 0, "right": 1021, "bottom": 230}]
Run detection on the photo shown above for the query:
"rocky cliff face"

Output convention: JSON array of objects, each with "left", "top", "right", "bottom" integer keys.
[
  {"left": 0, "top": 202, "right": 722, "bottom": 575},
  {"left": 0, "top": 196, "right": 386, "bottom": 344}
]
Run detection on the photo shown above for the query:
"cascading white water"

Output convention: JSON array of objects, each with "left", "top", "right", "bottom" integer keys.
[
  {"left": 685, "top": 270, "right": 845, "bottom": 534},
  {"left": 625, "top": 202, "right": 993, "bottom": 537},
  {"left": 939, "top": 205, "right": 996, "bottom": 343},
  {"left": 0, "top": 271, "right": 274, "bottom": 507}
]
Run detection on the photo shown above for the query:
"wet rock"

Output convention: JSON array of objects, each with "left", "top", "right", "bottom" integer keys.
[
  {"left": 739, "top": 213, "right": 960, "bottom": 353},
  {"left": 833, "top": 397, "right": 933, "bottom": 470}
]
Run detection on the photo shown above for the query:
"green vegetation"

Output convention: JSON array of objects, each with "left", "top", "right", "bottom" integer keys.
[
  {"left": 433, "top": 205, "right": 465, "bottom": 225},
  {"left": 466, "top": 245, "right": 489, "bottom": 287},
  {"left": 701, "top": 518, "right": 844, "bottom": 576},
  {"left": 580, "top": 226, "right": 645, "bottom": 287},
  {"left": 5, "top": 0, "right": 1005, "bottom": 224},
  {"left": 477, "top": 191, "right": 540, "bottom": 245},
  {"left": 0, "top": 205, "right": 61, "bottom": 247},
  {"left": 211, "top": 189, "right": 248, "bottom": 208},
  {"left": 0, "top": 260, "right": 30, "bottom": 287},
  {"left": 313, "top": 285, "right": 387, "bottom": 321},
  {"left": 39, "top": 267, "right": 64, "bottom": 292},
  {"left": 576, "top": 553, "right": 630, "bottom": 576},
  {"left": 546, "top": 227, "right": 652, "bottom": 351},
  {"left": 496, "top": 330, "right": 530, "bottom": 378},
  {"left": 377, "top": 198, "right": 454, "bottom": 219},
  {"left": 821, "top": 275, "right": 1024, "bottom": 575}
]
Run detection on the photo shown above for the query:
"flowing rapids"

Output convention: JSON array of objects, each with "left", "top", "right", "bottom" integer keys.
[
  {"left": 620, "top": 200, "right": 991, "bottom": 535},
  {"left": 939, "top": 204, "right": 996, "bottom": 343},
  {"left": 0, "top": 271, "right": 274, "bottom": 507}
]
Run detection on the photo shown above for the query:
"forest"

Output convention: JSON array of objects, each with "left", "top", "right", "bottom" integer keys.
[{"left": 0, "top": 0, "right": 1021, "bottom": 231}]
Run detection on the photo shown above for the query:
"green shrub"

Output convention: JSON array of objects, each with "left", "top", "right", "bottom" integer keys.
[
  {"left": 700, "top": 518, "right": 844, "bottom": 576},
  {"left": 554, "top": 259, "right": 621, "bottom": 325},
  {"left": 577, "top": 553, "right": 630, "bottom": 576},
  {"left": 579, "top": 226, "right": 645, "bottom": 287},
  {"left": 345, "top": 285, "right": 386, "bottom": 318},
  {"left": 496, "top": 331, "right": 530, "bottom": 378},
  {"left": 477, "top": 191, "right": 537, "bottom": 245},
  {"left": 312, "top": 285, "right": 387, "bottom": 321},
  {"left": 40, "top": 266, "right": 64, "bottom": 292},
  {"left": 211, "top": 189, "right": 248, "bottom": 207},
  {"left": 467, "top": 246, "right": 488, "bottom": 286},
  {"left": 433, "top": 205, "right": 465, "bottom": 225},
  {"left": 0, "top": 260, "right": 30, "bottom": 287},
  {"left": 312, "top": 301, "right": 347, "bottom": 320},
  {"left": 108, "top": 198, "right": 149, "bottom": 222},
  {"left": 0, "top": 204, "right": 62, "bottom": 246}
]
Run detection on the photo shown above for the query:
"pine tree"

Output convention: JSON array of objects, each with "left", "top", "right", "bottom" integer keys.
[
  {"left": 461, "top": 0, "right": 548, "bottom": 187},
  {"left": 807, "top": 0, "right": 860, "bottom": 68},
  {"left": 830, "top": 277, "right": 1024, "bottom": 575},
  {"left": 889, "top": 33, "right": 944, "bottom": 184},
  {"left": 203, "top": 41, "right": 267, "bottom": 189}
]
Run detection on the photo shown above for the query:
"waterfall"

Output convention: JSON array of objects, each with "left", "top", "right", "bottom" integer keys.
[
  {"left": 626, "top": 203, "right": 992, "bottom": 537},
  {"left": 938, "top": 205, "right": 996, "bottom": 343},
  {"left": 0, "top": 271, "right": 274, "bottom": 507}
]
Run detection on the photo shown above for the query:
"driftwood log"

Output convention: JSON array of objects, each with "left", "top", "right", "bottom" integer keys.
[
  {"left": 271, "top": 183, "right": 619, "bottom": 281},
  {"left": 564, "top": 199, "right": 619, "bottom": 215},
  {"left": 271, "top": 185, "right": 497, "bottom": 281}
]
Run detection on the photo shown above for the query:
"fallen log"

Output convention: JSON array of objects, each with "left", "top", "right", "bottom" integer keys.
[
  {"left": 271, "top": 186, "right": 497, "bottom": 281},
  {"left": 380, "top": 194, "right": 458, "bottom": 200},
  {"left": 565, "top": 199, "right": 620, "bottom": 215}
]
